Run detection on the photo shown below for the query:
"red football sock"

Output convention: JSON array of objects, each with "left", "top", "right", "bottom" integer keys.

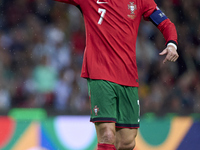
[{"left": 97, "top": 143, "right": 116, "bottom": 150}]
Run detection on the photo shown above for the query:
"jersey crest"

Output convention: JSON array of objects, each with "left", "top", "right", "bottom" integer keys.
[
  {"left": 93, "top": 105, "right": 99, "bottom": 116},
  {"left": 128, "top": 2, "right": 137, "bottom": 19}
]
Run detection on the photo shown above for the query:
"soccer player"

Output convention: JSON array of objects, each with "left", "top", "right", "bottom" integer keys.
[{"left": 54, "top": 0, "right": 178, "bottom": 149}]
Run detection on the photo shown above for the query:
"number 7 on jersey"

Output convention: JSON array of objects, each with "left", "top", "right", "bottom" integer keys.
[{"left": 98, "top": 8, "right": 106, "bottom": 25}]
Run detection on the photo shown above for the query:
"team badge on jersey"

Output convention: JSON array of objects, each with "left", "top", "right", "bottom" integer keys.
[
  {"left": 93, "top": 105, "right": 99, "bottom": 116},
  {"left": 128, "top": 2, "right": 137, "bottom": 19}
]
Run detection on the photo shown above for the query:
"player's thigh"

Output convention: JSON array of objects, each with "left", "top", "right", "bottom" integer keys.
[
  {"left": 116, "top": 86, "right": 140, "bottom": 128},
  {"left": 87, "top": 79, "right": 117, "bottom": 122},
  {"left": 95, "top": 122, "right": 116, "bottom": 144},
  {"left": 115, "top": 128, "right": 138, "bottom": 149}
]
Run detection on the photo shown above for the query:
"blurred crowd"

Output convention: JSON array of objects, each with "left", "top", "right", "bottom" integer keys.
[{"left": 0, "top": 0, "right": 199, "bottom": 115}]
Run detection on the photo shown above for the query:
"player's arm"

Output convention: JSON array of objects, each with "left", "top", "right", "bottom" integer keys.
[{"left": 149, "top": 7, "right": 179, "bottom": 63}]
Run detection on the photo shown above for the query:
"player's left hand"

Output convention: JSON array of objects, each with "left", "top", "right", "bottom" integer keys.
[{"left": 159, "top": 45, "right": 179, "bottom": 64}]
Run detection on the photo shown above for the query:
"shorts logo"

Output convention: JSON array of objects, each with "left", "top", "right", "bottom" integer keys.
[
  {"left": 128, "top": 2, "right": 137, "bottom": 19},
  {"left": 93, "top": 105, "right": 99, "bottom": 116}
]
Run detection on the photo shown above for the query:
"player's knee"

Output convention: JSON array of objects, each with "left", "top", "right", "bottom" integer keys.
[
  {"left": 100, "top": 129, "right": 115, "bottom": 144},
  {"left": 98, "top": 125, "right": 115, "bottom": 144},
  {"left": 95, "top": 123, "right": 116, "bottom": 144},
  {"left": 118, "top": 139, "right": 136, "bottom": 150}
]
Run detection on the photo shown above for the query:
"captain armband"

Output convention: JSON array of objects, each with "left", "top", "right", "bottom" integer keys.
[{"left": 149, "top": 9, "right": 168, "bottom": 26}]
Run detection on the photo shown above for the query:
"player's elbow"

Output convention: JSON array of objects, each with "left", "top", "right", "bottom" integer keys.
[{"left": 157, "top": 19, "right": 175, "bottom": 33}]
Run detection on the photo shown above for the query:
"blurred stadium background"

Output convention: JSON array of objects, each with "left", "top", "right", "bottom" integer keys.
[{"left": 0, "top": 0, "right": 200, "bottom": 150}]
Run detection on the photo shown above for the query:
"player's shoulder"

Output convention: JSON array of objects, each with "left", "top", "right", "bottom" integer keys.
[
  {"left": 140, "top": 0, "right": 156, "bottom": 5},
  {"left": 140, "top": 0, "right": 157, "bottom": 9}
]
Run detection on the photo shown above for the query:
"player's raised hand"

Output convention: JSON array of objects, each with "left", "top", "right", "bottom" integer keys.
[{"left": 159, "top": 45, "right": 179, "bottom": 64}]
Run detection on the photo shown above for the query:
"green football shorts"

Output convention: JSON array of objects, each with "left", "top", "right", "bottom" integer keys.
[{"left": 87, "top": 79, "right": 140, "bottom": 128}]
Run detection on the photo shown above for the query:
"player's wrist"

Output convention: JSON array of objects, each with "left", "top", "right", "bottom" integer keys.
[
  {"left": 167, "top": 42, "right": 177, "bottom": 50},
  {"left": 167, "top": 40, "right": 177, "bottom": 50}
]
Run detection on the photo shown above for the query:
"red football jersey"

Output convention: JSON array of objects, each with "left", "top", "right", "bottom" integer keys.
[{"left": 55, "top": 0, "right": 159, "bottom": 86}]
